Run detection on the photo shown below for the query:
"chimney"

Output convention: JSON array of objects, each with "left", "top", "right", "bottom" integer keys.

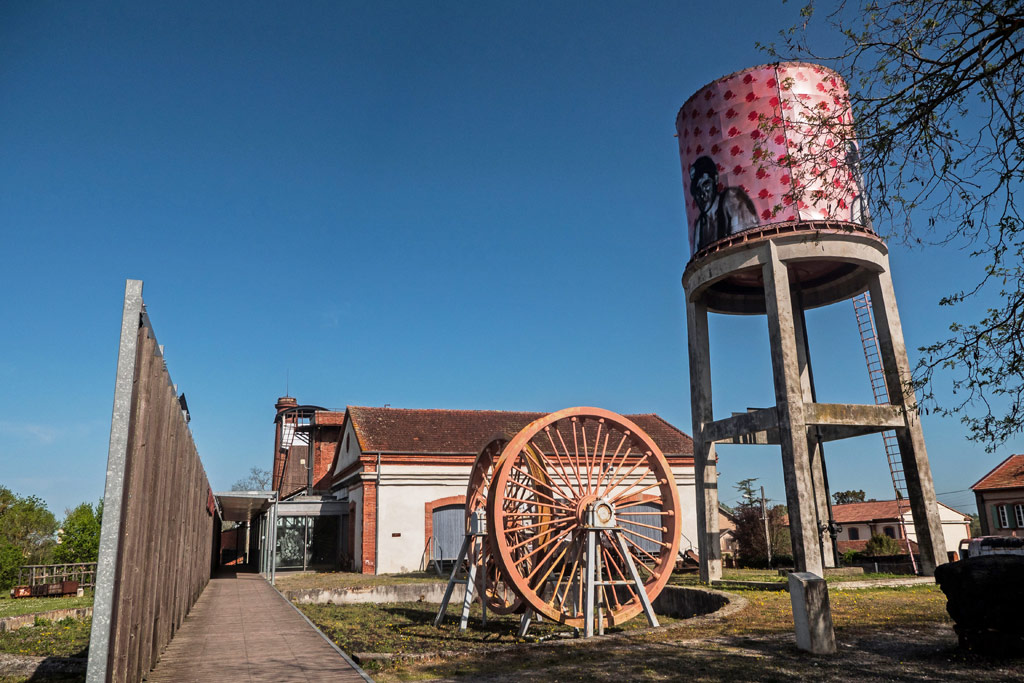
[{"left": 272, "top": 396, "right": 298, "bottom": 493}]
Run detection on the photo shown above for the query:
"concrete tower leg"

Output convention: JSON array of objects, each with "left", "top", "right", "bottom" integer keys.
[
  {"left": 791, "top": 294, "right": 835, "bottom": 568},
  {"left": 686, "top": 298, "right": 722, "bottom": 582},
  {"left": 868, "top": 269, "right": 948, "bottom": 574},
  {"left": 763, "top": 241, "right": 824, "bottom": 576}
]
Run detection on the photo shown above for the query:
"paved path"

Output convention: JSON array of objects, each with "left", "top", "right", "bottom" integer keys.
[{"left": 146, "top": 571, "right": 369, "bottom": 682}]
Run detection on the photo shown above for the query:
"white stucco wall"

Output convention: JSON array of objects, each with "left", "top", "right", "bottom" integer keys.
[
  {"left": 671, "top": 466, "right": 698, "bottom": 555},
  {"left": 369, "top": 462, "right": 698, "bottom": 574},
  {"left": 903, "top": 504, "right": 970, "bottom": 554},
  {"left": 375, "top": 465, "right": 472, "bottom": 574},
  {"left": 331, "top": 421, "right": 362, "bottom": 477}
]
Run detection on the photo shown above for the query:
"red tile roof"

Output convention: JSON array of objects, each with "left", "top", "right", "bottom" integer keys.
[
  {"left": 344, "top": 406, "right": 694, "bottom": 458},
  {"left": 971, "top": 454, "right": 1024, "bottom": 491},
  {"left": 830, "top": 500, "right": 907, "bottom": 523},
  {"left": 783, "top": 499, "right": 969, "bottom": 526}
]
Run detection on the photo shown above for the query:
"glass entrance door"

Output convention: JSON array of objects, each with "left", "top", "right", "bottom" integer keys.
[
  {"left": 276, "top": 516, "right": 308, "bottom": 570},
  {"left": 275, "top": 515, "right": 341, "bottom": 571}
]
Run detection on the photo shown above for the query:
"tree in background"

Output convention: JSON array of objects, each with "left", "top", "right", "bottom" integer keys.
[
  {"left": 767, "top": 1, "right": 1024, "bottom": 450},
  {"left": 865, "top": 533, "right": 903, "bottom": 556},
  {"left": 968, "top": 513, "right": 982, "bottom": 537},
  {"left": 0, "top": 486, "right": 56, "bottom": 564},
  {"left": 832, "top": 490, "right": 866, "bottom": 505},
  {"left": 53, "top": 501, "right": 103, "bottom": 564},
  {"left": 0, "top": 487, "right": 57, "bottom": 590},
  {"left": 732, "top": 480, "right": 792, "bottom": 566},
  {"left": 231, "top": 466, "right": 272, "bottom": 491}
]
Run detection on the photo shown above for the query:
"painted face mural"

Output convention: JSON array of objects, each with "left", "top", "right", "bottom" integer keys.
[{"left": 677, "top": 63, "right": 871, "bottom": 257}]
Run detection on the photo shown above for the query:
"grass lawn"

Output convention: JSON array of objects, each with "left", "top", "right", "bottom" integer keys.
[
  {"left": 669, "top": 568, "right": 910, "bottom": 585},
  {"left": 299, "top": 600, "right": 680, "bottom": 657},
  {"left": 0, "top": 594, "right": 93, "bottom": 620},
  {"left": 0, "top": 616, "right": 91, "bottom": 659},
  {"left": 275, "top": 570, "right": 442, "bottom": 592},
  {"left": 296, "top": 583, "right": 1024, "bottom": 682}
]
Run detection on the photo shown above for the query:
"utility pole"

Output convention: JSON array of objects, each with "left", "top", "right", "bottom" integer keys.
[{"left": 761, "top": 486, "right": 773, "bottom": 567}]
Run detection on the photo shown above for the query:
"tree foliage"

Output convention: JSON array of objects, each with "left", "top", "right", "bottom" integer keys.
[
  {"left": 0, "top": 486, "right": 56, "bottom": 565},
  {"left": 731, "top": 480, "right": 791, "bottom": 565},
  {"left": 231, "top": 466, "right": 272, "bottom": 492},
  {"left": 832, "top": 489, "right": 867, "bottom": 504},
  {"left": 0, "top": 541, "right": 22, "bottom": 591},
  {"left": 864, "top": 532, "right": 904, "bottom": 556},
  {"left": 53, "top": 501, "right": 103, "bottom": 564},
  {"left": 766, "top": 1, "right": 1024, "bottom": 449}
]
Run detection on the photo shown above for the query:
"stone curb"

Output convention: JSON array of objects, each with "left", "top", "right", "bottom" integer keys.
[{"left": 0, "top": 606, "right": 93, "bottom": 633}]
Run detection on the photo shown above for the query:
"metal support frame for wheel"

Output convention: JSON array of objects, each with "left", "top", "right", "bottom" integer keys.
[
  {"left": 433, "top": 508, "right": 489, "bottom": 630},
  {"left": 463, "top": 436, "right": 525, "bottom": 616}
]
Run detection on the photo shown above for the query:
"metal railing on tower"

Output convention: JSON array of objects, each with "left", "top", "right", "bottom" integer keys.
[{"left": 853, "top": 291, "right": 918, "bottom": 573}]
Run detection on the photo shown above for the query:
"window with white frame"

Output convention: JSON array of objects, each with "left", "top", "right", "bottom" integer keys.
[
  {"left": 998, "top": 505, "right": 1010, "bottom": 528},
  {"left": 1015, "top": 504, "right": 1024, "bottom": 528}
]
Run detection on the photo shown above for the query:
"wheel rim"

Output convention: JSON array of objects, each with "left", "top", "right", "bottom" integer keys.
[
  {"left": 488, "top": 407, "right": 682, "bottom": 627},
  {"left": 465, "top": 436, "right": 522, "bottom": 615}
]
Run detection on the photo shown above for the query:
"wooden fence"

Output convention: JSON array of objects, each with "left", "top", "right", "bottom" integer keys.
[
  {"left": 18, "top": 562, "right": 98, "bottom": 589},
  {"left": 86, "top": 280, "right": 217, "bottom": 683}
]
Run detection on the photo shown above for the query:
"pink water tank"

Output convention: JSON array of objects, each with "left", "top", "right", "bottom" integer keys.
[{"left": 677, "top": 63, "right": 873, "bottom": 260}]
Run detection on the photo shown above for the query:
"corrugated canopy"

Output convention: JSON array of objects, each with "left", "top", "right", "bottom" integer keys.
[{"left": 215, "top": 491, "right": 276, "bottom": 522}]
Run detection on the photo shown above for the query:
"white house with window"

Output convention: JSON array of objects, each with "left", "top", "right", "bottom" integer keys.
[
  {"left": 830, "top": 499, "right": 971, "bottom": 556},
  {"left": 972, "top": 454, "right": 1024, "bottom": 537}
]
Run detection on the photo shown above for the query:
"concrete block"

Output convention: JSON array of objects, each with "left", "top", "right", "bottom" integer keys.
[{"left": 788, "top": 572, "right": 836, "bottom": 654}]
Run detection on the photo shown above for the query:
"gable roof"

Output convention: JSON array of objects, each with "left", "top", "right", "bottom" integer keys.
[
  {"left": 829, "top": 499, "right": 969, "bottom": 524},
  {"left": 344, "top": 406, "right": 694, "bottom": 458},
  {"left": 971, "top": 454, "right": 1024, "bottom": 491}
]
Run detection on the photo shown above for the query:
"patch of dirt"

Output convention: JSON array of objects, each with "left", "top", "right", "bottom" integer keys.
[
  {"left": 0, "top": 652, "right": 85, "bottom": 682},
  {"left": 378, "top": 625, "right": 1024, "bottom": 682}
]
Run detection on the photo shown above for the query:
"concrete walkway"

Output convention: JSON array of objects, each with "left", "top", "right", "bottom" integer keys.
[{"left": 146, "top": 571, "right": 370, "bottom": 682}]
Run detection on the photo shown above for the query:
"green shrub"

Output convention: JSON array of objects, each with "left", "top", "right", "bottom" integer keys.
[
  {"left": 864, "top": 533, "right": 903, "bottom": 556},
  {"left": 0, "top": 540, "right": 22, "bottom": 590}
]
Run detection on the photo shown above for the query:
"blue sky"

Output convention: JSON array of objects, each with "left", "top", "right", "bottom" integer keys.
[{"left": 1, "top": 1, "right": 1010, "bottom": 520}]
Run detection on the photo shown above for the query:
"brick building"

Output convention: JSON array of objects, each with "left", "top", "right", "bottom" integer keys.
[
  {"left": 972, "top": 454, "right": 1024, "bottom": 536},
  {"left": 270, "top": 398, "right": 698, "bottom": 574}
]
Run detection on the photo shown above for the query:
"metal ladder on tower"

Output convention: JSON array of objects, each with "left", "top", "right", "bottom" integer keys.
[{"left": 852, "top": 292, "right": 919, "bottom": 574}]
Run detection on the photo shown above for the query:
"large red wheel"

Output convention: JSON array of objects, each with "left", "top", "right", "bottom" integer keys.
[
  {"left": 488, "top": 407, "right": 682, "bottom": 628},
  {"left": 465, "top": 437, "right": 522, "bottom": 615}
]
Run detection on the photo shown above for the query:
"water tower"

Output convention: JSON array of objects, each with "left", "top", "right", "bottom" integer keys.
[{"left": 678, "top": 63, "right": 948, "bottom": 581}]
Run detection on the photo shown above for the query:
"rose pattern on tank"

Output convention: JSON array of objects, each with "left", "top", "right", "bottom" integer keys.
[{"left": 677, "top": 63, "right": 870, "bottom": 255}]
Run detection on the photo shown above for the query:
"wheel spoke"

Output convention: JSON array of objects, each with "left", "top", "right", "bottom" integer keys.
[
  {"left": 504, "top": 514, "right": 574, "bottom": 534},
  {"left": 550, "top": 426, "right": 584, "bottom": 493},
  {"left": 621, "top": 531, "right": 669, "bottom": 566},
  {"left": 600, "top": 451, "right": 652, "bottom": 499},
  {"left": 502, "top": 495, "right": 573, "bottom": 513},
  {"left": 618, "top": 518, "right": 667, "bottom": 533},
  {"left": 523, "top": 442, "right": 575, "bottom": 501},
  {"left": 536, "top": 434, "right": 580, "bottom": 499},
  {"left": 612, "top": 478, "right": 665, "bottom": 503},
  {"left": 594, "top": 432, "right": 629, "bottom": 492},
  {"left": 616, "top": 497, "right": 664, "bottom": 511}
]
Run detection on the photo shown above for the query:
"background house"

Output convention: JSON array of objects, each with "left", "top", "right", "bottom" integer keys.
[
  {"left": 271, "top": 398, "right": 698, "bottom": 574},
  {"left": 718, "top": 504, "right": 738, "bottom": 557},
  {"left": 972, "top": 454, "right": 1024, "bottom": 536},
  {"left": 830, "top": 499, "right": 971, "bottom": 556}
]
